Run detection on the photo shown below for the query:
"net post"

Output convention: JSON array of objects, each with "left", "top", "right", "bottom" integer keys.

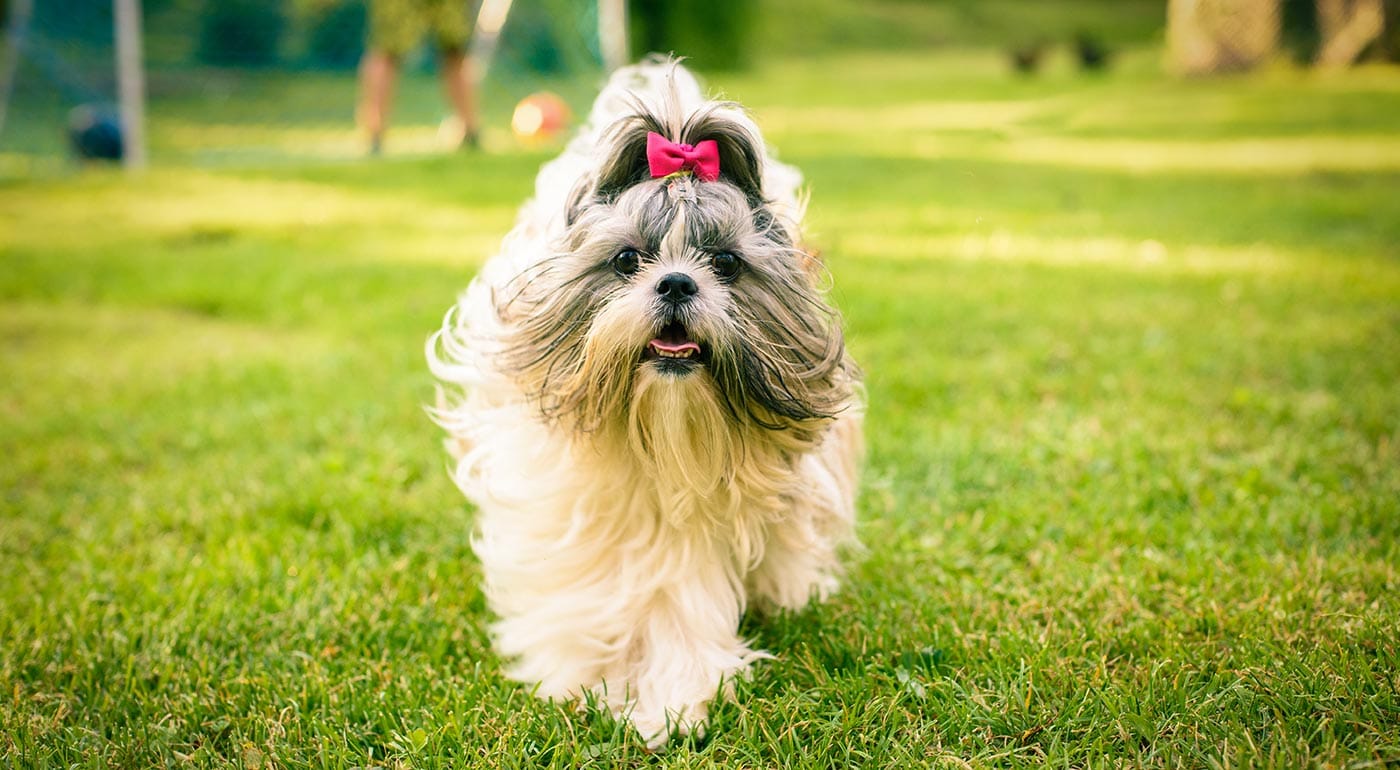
[
  {"left": 599, "top": 0, "right": 628, "bottom": 72},
  {"left": 114, "top": 0, "right": 146, "bottom": 169}
]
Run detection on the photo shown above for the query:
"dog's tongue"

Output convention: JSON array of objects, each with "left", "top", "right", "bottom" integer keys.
[{"left": 650, "top": 339, "right": 701, "bottom": 355}]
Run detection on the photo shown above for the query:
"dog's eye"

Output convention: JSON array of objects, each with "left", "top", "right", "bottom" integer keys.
[
  {"left": 710, "top": 252, "right": 742, "bottom": 279},
  {"left": 612, "top": 248, "right": 641, "bottom": 277}
]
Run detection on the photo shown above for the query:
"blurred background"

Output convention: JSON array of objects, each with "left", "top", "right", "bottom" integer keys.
[{"left": 2, "top": 0, "right": 1397, "bottom": 173}]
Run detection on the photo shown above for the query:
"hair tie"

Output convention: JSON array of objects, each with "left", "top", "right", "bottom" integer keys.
[{"left": 666, "top": 173, "right": 698, "bottom": 204}]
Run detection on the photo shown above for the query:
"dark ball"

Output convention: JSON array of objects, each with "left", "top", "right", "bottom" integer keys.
[{"left": 68, "top": 105, "right": 125, "bottom": 161}]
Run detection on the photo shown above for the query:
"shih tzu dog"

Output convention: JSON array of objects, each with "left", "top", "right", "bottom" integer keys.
[{"left": 427, "top": 57, "right": 862, "bottom": 746}]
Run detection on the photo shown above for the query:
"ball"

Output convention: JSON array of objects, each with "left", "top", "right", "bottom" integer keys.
[
  {"left": 68, "top": 104, "right": 124, "bottom": 162},
  {"left": 511, "top": 92, "right": 570, "bottom": 146}
]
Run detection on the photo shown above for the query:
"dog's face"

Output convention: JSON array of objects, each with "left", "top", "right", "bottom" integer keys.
[{"left": 498, "top": 105, "right": 853, "bottom": 441}]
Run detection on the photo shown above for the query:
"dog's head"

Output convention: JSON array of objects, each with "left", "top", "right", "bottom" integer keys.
[{"left": 497, "top": 97, "right": 855, "bottom": 447}]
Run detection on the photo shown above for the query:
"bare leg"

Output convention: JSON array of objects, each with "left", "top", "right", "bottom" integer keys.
[
  {"left": 357, "top": 51, "right": 399, "bottom": 154},
  {"left": 438, "top": 48, "right": 479, "bottom": 148}
]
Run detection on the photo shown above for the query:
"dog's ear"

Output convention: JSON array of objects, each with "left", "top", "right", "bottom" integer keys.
[
  {"left": 679, "top": 106, "right": 766, "bottom": 206},
  {"left": 567, "top": 112, "right": 659, "bottom": 225},
  {"left": 564, "top": 174, "right": 593, "bottom": 227},
  {"left": 686, "top": 111, "right": 796, "bottom": 248},
  {"left": 592, "top": 110, "right": 669, "bottom": 201},
  {"left": 750, "top": 201, "right": 793, "bottom": 248}
]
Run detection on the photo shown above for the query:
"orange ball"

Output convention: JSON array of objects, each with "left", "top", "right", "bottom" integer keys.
[{"left": 511, "top": 92, "right": 571, "bottom": 146}]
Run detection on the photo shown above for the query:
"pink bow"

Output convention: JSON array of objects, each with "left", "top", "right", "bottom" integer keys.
[{"left": 646, "top": 132, "right": 720, "bottom": 182}]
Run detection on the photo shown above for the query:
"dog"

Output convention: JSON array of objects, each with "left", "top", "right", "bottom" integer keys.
[{"left": 427, "top": 57, "right": 862, "bottom": 746}]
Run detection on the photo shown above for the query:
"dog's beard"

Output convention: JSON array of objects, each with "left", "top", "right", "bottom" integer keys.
[
  {"left": 496, "top": 163, "right": 853, "bottom": 495},
  {"left": 628, "top": 365, "right": 739, "bottom": 520}
]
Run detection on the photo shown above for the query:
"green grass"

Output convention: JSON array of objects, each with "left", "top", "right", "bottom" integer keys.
[{"left": 3, "top": 48, "right": 1400, "bottom": 768}]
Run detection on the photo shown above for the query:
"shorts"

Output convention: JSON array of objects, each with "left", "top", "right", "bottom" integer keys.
[{"left": 369, "top": 0, "right": 473, "bottom": 57}]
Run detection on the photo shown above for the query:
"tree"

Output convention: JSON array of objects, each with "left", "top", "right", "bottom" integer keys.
[
  {"left": 197, "top": 0, "right": 288, "bottom": 66},
  {"left": 1314, "top": 0, "right": 1384, "bottom": 66},
  {"left": 1167, "top": 0, "right": 1281, "bottom": 74}
]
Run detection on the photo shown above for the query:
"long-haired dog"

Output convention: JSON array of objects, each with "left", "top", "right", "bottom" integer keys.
[{"left": 428, "top": 58, "right": 862, "bottom": 746}]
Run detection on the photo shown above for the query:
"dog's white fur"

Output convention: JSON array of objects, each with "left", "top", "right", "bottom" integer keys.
[{"left": 428, "top": 58, "right": 861, "bottom": 745}]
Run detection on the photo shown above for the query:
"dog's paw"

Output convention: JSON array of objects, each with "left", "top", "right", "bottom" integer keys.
[{"left": 631, "top": 701, "right": 709, "bottom": 750}]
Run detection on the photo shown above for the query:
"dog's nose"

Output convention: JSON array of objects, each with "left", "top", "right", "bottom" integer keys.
[{"left": 656, "top": 272, "right": 698, "bottom": 303}]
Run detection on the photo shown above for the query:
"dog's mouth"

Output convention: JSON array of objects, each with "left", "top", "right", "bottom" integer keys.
[{"left": 644, "top": 321, "right": 705, "bottom": 371}]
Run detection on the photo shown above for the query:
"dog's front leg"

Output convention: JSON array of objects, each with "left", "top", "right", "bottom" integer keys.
[
  {"left": 748, "top": 425, "right": 860, "bottom": 612},
  {"left": 620, "top": 551, "right": 760, "bottom": 747},
  {"left": 747, "top": 522, "right": 843, "bottom": 612}
]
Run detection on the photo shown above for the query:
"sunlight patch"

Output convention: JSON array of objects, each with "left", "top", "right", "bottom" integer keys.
[
  {"left": 841, "top": 230, "right": 1294, "bottom": 274},
  {"left": 0, "top": 302, "right": 331, "bottom": 419},
  {"left": 0, "top": 171, "right": 514, "bottom": 265},
  {"left": 761, "top": 100, "right": 1044, "bottom": 134},
  {"left": 985, "top": 135, "right": 1400, "bottom": 174}
]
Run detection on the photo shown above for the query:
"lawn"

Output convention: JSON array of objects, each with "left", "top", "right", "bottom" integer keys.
[{"left": 2, "top": 47, "right": 1400, "bottom": 768}]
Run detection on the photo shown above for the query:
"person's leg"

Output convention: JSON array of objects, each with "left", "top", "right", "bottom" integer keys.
[
  {"left": 428, "top": 0, "right": 477, "bottom": 150},
  {"left": 357, "top": 50, "right": 399, "bottom": 154},
  {"left": 360, "top": 0, "right": 423, "bottom": 154},
  {"left": 437, "top": 48, "right": 478, "bottom": 148}
]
